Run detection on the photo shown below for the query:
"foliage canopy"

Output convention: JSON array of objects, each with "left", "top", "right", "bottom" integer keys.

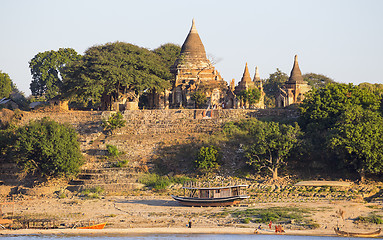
[
  {"left": 62, "top": 42, "right": 174, "bottom": 110},
  {"left": 0, "top": 71, "right": 13, "bottom": 99},
  {"left": 195, "top": 145, "right": 221, "bottom": 173},
  {"left": 12, "top": 117, "right": 84, "bottom": 178},
  {"left": 244, "top": 120, "right": 301, "bottom": 179},
  {"left": 29, "top": 48, "right": 81, "bottom": 100}
]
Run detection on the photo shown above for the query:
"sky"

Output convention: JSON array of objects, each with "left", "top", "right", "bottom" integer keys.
[{"left": 1, "top": 0, "right": 382, "bottom": 96}]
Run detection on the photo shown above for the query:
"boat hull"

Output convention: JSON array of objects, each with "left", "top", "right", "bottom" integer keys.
[
  {"left": 171, "top": 195, "right": 248, "bottom": 207},
  {"left": 334, "top": 228, "right": 381, "bottom": 237},
  {"left": 77, "top": 222, "right": 107, "bottom": 229}
]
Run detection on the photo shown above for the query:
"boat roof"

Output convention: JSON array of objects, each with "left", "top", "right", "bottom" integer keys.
[{"left": 182, "top": 184, "right": 248, "bottom": 190}]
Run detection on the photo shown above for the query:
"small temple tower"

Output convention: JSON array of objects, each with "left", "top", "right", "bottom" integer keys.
[
  {"left": 235, "top": 63, "right": 255, "bottom": 94},
  {"left": 252, "top": 66, "right": 265, "bottom": 109},
  {"left": 277, "top": 55, "right": 311, "bottom": 107},
  {"left": 171, "top": 19, "right": 227, "bottom": 108},
  {"left": 234, "top": 63, "right": 265, "bottom": 109}
]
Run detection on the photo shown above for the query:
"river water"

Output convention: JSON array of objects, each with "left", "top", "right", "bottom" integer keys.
[{"left": 0, "top": 235, "right": 378, "bottom": 240}]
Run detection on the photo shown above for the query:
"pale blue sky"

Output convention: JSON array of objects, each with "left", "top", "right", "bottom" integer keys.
[{"left": 1, "top": 0, "right": 382, "bottom": 95}]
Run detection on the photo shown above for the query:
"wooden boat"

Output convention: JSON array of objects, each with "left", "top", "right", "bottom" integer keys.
[
  {"left": 77, "top": 222, "right": 107, "bottom": 229},
  {"left": 334, "top": 227, "right": 381, "bottom": 237},
  {"left": 171, "top": 183, "right": 248, "bottom": 207}
]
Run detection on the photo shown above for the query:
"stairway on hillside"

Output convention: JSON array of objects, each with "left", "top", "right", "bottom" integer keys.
[
  {"left": 0, "top": 163, "right": 21, "bottom": 186},
  {"left": 66, "top": 167, "right": 144, "bottom": 193}
]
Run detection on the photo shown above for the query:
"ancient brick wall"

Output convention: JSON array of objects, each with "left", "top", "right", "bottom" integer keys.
[{"left": 17, "top": 109, "right": 299, "bottom": 163}]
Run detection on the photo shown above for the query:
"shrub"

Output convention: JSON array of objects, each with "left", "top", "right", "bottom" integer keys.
[
  {"left": 102, "top": 112, "right": 126, "bottom": 132},
  {"left": 139, "top": 173, "right": 195, "bottom": 191},
  {"left": 106, "top": 144, "right": 121, "bottom": 157},
  {"left": 81, "top": 186, "right": 104, "bottom": 199},
  {"left": 113, "top": 160, "right": 129, "bottom": 168},
  {"left": 355, "top": 215, "right": 383, "bottom": 224},
  {"left": 195, "top": 145, "right": 221, "bottom": 173},
  {"left": 12, "top": 117, "right": 84, "bottom": 178}
]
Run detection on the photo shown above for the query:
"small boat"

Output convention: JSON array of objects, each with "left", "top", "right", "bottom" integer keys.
[
  {"left": 77, "top": 222, "right": 107, "bottom": 229},
  {"left": 171, "top": 183, "right": 248, "bottom": 207},
  {"left": 334, "top": 227, "right": 381, "bottom": 237}
]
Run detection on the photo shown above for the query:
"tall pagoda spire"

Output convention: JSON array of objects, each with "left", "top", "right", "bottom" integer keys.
[
  {"left": 179, "top": 19, "right": 208, "bottom": 61},
  {"left": 253, "top": 66, "right": 263, "bottom": 89},
  {"left": 241, "top": 63, "right": 252, "bottom": 83},
  {"left": 288, "top": 55, "right": 304, "bottom": 84}
]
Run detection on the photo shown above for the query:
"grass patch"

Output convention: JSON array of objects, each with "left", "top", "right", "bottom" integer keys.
[
  {"left": 138, "top": 173, "right": 195, "bottom": 190},
  {"left": 354, "top": 215, "right": 383, "bottom": 224},
  {"left": 112, "top": 159, "right": 129, "bottom": 168},
  {"left": 106, "top": 144, "right": 122, "bottom": 157},
  {"left": 231, "top": 207, "right": 313, "bottom": 226},
  {"left": 80, "top": 186, "right": 104, "bottom": 199}
]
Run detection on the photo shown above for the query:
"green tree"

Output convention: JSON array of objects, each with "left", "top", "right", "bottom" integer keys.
[
  {"left": 102, "top": 112, "right": 126, "bottom": 133},
  {"left": 263, "top": 69, "right": 288, "bottom": 108},
  {"left": 245, "top": 121, "right": 301, "bottom": 179},
  {"left": 0, "top": 71, "right": 13, "bottom": 98},
  {"left": 303, "top": 73, "right": 335, "bottom": 89},
  {"left": 300, "top": 83, "right": 381, "bottom": 130},
  {"left": 358, "top": 82, "right": 383, "bottom": 96},
  {"left": 29, "top": 48, "right": 81, "bottom": 100},
  {"left": 153, "top": 43, "right": 181, "bottom": 70},
  {"left": 191, "top": 91, "right": 207, "bottom": 108},
  {"left": 237, "top": 87, "right": 261, "bottom": 108},
  {"left": 62, "top": 42, "right": 172, "bottom": 110},
  {"left": 12, "top": 118, "right": 84, "bottom": 178},
  {"left": 298, "top": 83, "right": 382, "bottom": 177},
  {"left": 195, "top": 145, "right": 221, "bottom": 173},
  {"left": 328, "top": 106, "right": 383, "bottom": 181}
]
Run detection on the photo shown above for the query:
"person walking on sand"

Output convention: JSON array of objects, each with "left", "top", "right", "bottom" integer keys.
[{"left": 269, "top": 220, "right": 272, "bottom": 229}]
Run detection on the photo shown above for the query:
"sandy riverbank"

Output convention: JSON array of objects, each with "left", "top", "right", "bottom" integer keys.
[
  {"left": 0, "top": 227, "right": 337, "bottom": 237},
  {"left": 0, "top": 195, "right": 382, "bottom": 237}
]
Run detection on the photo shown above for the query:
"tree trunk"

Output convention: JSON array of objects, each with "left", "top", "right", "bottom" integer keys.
[
  {"left": 359, "top": 170, "right": 366, "bottom": 183},
  {"left": 272, "top": 167, "right": 278, "bottom": 180}
]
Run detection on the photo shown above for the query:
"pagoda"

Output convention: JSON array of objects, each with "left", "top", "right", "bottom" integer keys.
[
  {"left": 277, "top": 55, "right": 311, "bottom": 107},
  {"left": 171, "top": 19, "right": 227, "bottom": 108}
]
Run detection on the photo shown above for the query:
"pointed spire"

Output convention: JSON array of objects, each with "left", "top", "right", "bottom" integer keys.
[
  {"left": 190, "top": 18, "right": 198, "bottom": 33},
  {"left": 230, "top": 79, "right": 235, "bottom": 91},
  {"left": 288, "top": 54, "right": 304, "bottom": 84},
  {"left": 241, "top": 63, "right": 252, "bottom": 83},
  {"left": 179, "top": 19, "right": 208, "bottom": 61},
  {"left": 253, "top": 66, "right": 262, "bottom": 90},
  {"left": 253, "top": 66, "right": 260, "bottom": 81}
]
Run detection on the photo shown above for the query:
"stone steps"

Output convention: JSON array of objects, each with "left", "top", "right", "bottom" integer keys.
[
  {"left": 66, "top": 168, "right": 143, "bottom": 193},
  {"left": 66, "top": 182, "right": 144, "bottom": 193}
]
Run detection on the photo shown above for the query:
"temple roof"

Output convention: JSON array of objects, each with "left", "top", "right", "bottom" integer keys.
[
  {"left": 240, "top": 63, "right": 252, "bottom": 83},
  {"left": 179, "top": 19, "right": 208, "bottom": 61},
  {"left": 287, "top": 55, "right": 304, "bottom": 84},
  {"left": 253, "top": 66, "right": 260, "bottom": 81}
]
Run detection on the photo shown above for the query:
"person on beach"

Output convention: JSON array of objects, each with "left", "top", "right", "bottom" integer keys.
[{"left": 269, "top": 220, "right": 272, "bottom": 229}]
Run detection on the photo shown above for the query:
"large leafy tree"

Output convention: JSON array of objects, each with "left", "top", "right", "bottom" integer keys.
[
  {"left": 191, "top": 90, "right": 207, "bottom": 108},
  {"left": 300, "top": 83, "right": 381, "bottom": 130},
  {"left": 0, "top": 70, "right": 13, "bottom": 98},
  {"left": 62, "top": 42, "right": 173, "bottom": 110},
  {"left": 298, "top": 83, "right": 382, "bottom": 177},
  {"left": 263, "top": 69, "right": 288, "bottom": 108},
  {"left": 237, "top": 87, "right": 261, "bottom": 108},
  {"left": 12, "top": 117, "right": 84, "bottom": 178},
  {"left": 303, "top": 73, "right": 335, "bottom": 89},
  {"left": 29, "top": 48, "right": 81, "bottom": 100},
  {"left": 244, "top": 120, "right": 301, "bottom": 179},
  {"left": 328, "top": 106, "right": 383, "bottom": 181},
  {"left": 153, "top": 43, "right": 181, "bottom": 70}
]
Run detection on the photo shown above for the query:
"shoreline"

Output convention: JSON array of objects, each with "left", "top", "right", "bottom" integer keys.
[{"left": 0, "top": 227, "right": 336, "bottom": 237}]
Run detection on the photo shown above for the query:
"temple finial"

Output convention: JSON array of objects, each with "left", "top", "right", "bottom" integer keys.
[
  {"left": 190, "top": 18, "right": 198, "bottom": 33},
  {"left": 254, "top": 66, "right": 260, "bottom": 81}
]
